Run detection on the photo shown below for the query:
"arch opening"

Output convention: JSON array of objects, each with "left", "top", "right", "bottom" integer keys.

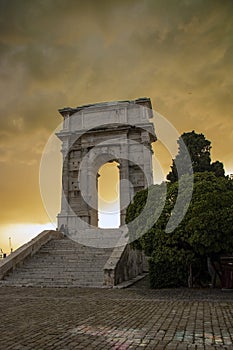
[{"left": 98, "top": 161, "right": 120, "bottom": 228}]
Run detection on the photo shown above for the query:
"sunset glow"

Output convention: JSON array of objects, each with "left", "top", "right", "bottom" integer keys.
[
  {"left": 98, "top": 162, "right": 120, "bottom": 228},
  {"left": 0, "top": 0, "right": 232, "bottom": 253},
  {"left": 0, "top": 223, "right": 56, "bottom": 254}
]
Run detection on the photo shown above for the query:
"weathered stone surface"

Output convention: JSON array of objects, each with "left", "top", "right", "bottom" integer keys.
[
  {"left": 0, "top": 236, "right": 113, "bottom": 287},
  {"left": 1, "top": 99, "right": 156, "bottom": 288},
  {"left": 55, "top": 98, "right": 156, "bottom": 286},
  {"left": 0, "top": 230, "right": 63, "bottom": 280},
  {"left": 57, "top": 97, "right": 156, "bottom": 238},
  {"left": 0, "top": 236, "right": 146, "bottom": 288},
  {"left": 0, "top": 280, "right": 232, "bottom": 349}
]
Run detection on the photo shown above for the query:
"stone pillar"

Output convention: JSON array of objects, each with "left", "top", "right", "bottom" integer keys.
[
  {"left": 57, "top": 143, "right": 69, "bottom": 231},
  {"left": 141, "top": 131, "right": 154, "bottom": 187},
  {"left": 119, "top": 159, "right": 130, "bottom": 225}
]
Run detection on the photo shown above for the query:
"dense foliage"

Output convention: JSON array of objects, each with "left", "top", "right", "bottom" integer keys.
[{"left": 126, "top": 172, "right": 233, "bottom": 288}]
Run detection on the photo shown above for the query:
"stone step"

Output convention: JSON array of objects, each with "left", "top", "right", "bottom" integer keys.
[
  {"left": 38, "top": 246, "right": 111, "bottom": 251},
  {"left": 14, "top": 273, "right": 102, "bottom": 277},
  {"left": 40, "top": 242, "right": 111, "bottom": 250},
  {"left": 1, "top": 237, "right": 114, "bottom": 287},
  {"left": 4, "top": 275, "right": 104, "bottom": 281},
  {"left": 30, "top": 262, "right": 106, "bottom": 266},
  {"left": 15, "top": 270, "right": 103, "bottom": 274},
  {"left": 15, "top": 264, "right": 105, "bottom": 269},
  {"left": 8, "top": 271, "right": 104, "bottom": 276},
  {"left": 34, "top": 254, "right": 110, "bottom": 260},
  {"left": 0, "top": 280, "right": 104, "bottom": 287},
  {"left": 2, "top": 274, "right": 104, "bottom": 280},
  {"left": 31, "top": 258, "right": 108, "bottom": 262},
  {"left": 3, "top": 273, "right": 104, "bottom": 281}
]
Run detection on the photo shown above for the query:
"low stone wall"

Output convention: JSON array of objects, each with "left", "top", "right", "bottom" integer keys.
[
  {"left": 0, "top": 230, "right": 63, "bottom": 280},
  {"left": 103, "top": 244, "right": 145, "bottom": 287}
]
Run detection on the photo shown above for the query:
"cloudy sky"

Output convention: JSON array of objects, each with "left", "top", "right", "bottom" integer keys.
[{"left": 0, "top": 0, "right": 232, "bottom": 252}]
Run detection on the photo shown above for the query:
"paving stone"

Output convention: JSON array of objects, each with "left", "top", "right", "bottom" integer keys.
[{"left": 0, "top": 279, "right": 232, "bottom": 349}]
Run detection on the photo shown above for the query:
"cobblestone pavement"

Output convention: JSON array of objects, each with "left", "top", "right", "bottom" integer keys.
[{"left": 0, "top": 277, "right": 233, "bottom": 350}]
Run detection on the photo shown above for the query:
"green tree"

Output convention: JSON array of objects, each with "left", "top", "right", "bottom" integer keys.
[
  {"left": 167, "top": 131, "right": 225, "bottom": 182},
  {"left": 210, "top": 160, "right": 225, "bottom": 177},
  {"left": 126, "top": 172, "right": 233, "bottom": 288}
]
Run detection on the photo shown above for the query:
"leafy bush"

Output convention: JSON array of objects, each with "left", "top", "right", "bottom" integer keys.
[
  {"left": 149, "top": 254, "right": 188, "bottom": 288},
  {"left": 126, "top": 172, "right": 233, "bottom": 288}
]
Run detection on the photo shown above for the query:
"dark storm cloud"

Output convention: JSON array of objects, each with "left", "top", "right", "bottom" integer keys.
[{"left": 0, "top": 0, "right": 232, "bottom": 224}]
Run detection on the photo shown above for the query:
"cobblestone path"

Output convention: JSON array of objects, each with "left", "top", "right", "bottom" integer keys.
[{"left": 0, "top": 278, "right": 233, "bottom": 349}]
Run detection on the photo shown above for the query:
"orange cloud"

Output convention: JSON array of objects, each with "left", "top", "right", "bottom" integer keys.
[{"left": 0, "top": 0, "right": 232, "bottom": 249}]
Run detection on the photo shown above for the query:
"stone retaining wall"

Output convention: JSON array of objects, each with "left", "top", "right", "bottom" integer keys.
[{"left": 104, "top": 244, "right": 145, "bottom": 286}]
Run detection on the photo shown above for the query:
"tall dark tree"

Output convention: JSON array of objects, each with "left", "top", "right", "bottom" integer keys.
[
  {"left": 211, "top": 161, "right": 225, "bottom": 177},
  {"left": 167, "top": 131, "right": 225, "bottom": 182}
]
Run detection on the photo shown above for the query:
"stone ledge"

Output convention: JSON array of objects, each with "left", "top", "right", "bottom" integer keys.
[{"left": 113, "top": 273, "right": 148, "bottom": 289}]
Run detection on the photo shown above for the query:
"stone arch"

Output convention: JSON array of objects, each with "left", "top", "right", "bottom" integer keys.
[{"left": 57, "top": 98, "right": 156, "bottom": 237}]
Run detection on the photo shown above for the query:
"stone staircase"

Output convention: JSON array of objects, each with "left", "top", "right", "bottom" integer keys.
[{"left": 0, "top": 236, "right": 113, "bottom": 288}]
